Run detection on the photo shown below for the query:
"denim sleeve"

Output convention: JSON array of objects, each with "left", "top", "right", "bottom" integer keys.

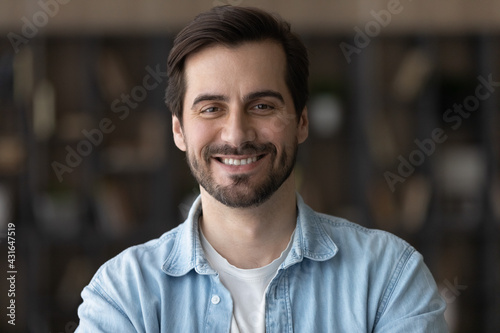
[
  {"left": 75, "top": 281, "right": 136, "bottom": 333},
  {"left": 373, "top": 249, "right": 448, "bottom": 332}
]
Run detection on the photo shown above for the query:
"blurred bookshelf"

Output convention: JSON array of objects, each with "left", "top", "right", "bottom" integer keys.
[{"left": 0, "top": 31, "right": 499, "bottom": 332}]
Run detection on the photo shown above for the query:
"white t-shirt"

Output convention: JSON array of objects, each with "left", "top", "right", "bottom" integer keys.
[{"left": 200, "top": 228, "right": 295, "bottom": 333}]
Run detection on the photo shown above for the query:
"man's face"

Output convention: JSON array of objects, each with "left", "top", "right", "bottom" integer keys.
[{"left": 172, "top": 40, "right": 308, "bottom": 208}]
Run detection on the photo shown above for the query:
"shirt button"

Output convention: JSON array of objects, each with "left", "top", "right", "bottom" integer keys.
[{"left": 211, "top": 295, "right": 220, "bottom": 304}]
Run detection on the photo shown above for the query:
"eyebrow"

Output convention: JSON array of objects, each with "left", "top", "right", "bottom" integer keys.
[
  {"left": 191, "top": 94, "right": 228, "bottom": 110},
  {"left": 244, "top": 90, "right": 285, "bottom": 104},
  {"left": 190, "top": 90, "right": 285, "bottom": 110}
]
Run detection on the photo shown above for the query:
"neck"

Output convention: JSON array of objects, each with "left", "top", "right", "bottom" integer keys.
[{"left": 199, "top": 175, "right": 297, "bottom": 269}]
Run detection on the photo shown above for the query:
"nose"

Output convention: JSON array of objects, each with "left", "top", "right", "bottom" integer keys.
[{"left": 220, "top": 108, "right": 256, "bottom": 146}]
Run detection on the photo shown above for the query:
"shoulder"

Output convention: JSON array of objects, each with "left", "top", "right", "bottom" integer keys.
[
  {"left": 317, "top": 212, "right": 411, "bottom": 249},
  {"left": 304, "top": 212, "right": 447, "bottom": 330},
  {"left": 86, "top": 223, "right": 186, "bottom": 304},
  {"left": 309, "top": 210, "right": 418, "bottom": 270},
  {"left": 77, "top": 224, "right": 189, "bottom": 330},
  {"left": 307, "top": 211, "right": 437, "bottom": 303},
  {"left": 95, "top": 224, "right": 183, "bottom": 280},
  {"left": 297, "top": 195, "right": 413, "bottom": 260}
]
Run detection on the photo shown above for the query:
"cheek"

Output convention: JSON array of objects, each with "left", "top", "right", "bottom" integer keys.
[
  {"left": 258, "top": 112, "right": 297, "bottom": 140},
  {"left": 186, "top": 123, "right": 218, "bottom": 152},
  {"left": 258, "top": 123, "right": 296, "bottom": 146},
  {"left": 259, "top": 127, "right": 275, "bottom": 142},
  {"left": 258, "top": 122, "right": 283, "bottom": 142}
]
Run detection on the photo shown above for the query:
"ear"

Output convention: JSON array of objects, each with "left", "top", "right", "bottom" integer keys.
[
  {"left": 297, "top": 107, "right": 309, "bottom": 144},
  {"left": 172, "top": 115, "right": 187, "bottom": 151}
]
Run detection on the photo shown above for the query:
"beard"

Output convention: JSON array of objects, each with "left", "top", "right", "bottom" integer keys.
[{"left": 185, "top": 141, "right": 298, "bottom": 208}]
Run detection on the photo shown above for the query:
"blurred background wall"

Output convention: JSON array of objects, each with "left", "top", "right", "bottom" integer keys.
[{"left": 0, "top": 0, "right": 499, "bottom": 332}]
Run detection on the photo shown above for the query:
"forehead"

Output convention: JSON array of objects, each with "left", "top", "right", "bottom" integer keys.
[{"left": 183, "top": 40, "right": 288, "bottom": 95}]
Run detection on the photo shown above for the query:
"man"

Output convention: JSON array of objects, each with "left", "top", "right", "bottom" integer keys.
[{"left": 76, "top": 5, "right": 448, "bottom": 332}]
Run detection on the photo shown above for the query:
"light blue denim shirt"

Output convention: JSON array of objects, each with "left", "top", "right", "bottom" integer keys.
[{"left": 76, "top": 194, "right": 448, "bottom": 332}]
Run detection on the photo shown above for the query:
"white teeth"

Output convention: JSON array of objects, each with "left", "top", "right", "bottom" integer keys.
[{"left": 222, "top": 156, "right": 258, "bottom": 165}]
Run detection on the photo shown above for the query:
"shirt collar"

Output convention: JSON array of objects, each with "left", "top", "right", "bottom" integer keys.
[
  {"left": 281, "top": 194, "right": 338, "bottom": 269},
  {"left": 162, "top": 193, "right": 338, "bottom": 276},
  {"left": 161, "top": 195, "right": 214, "bottom": 276}
]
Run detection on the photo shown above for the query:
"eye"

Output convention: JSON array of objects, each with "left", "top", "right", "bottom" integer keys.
[
  {"left": 201, "top": 106, "right": 221, "bottom": 114},
  {"left": 252, "top": 104, "right": 275, "bottom": 111}
]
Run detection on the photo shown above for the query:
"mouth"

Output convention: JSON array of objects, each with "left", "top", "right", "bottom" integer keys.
[{"left": 214, "top": 154, "right": 265, "bottom": 166}]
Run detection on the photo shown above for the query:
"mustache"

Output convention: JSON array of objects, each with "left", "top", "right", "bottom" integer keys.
[{"left": 203, "top": 142, "right": 276, "bottom": 162}]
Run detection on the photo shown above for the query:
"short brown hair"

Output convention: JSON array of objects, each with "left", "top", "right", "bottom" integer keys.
[{"left": 165, "top": 5, "right": 309, "bottom": 124}]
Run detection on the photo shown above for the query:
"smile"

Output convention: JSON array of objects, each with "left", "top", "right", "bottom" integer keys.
[
  {"left": 222, "top": 156, "right": 257, "bottom": 166},
  {"left": 215, "top": 155, "right": 264, "bottom": 166}
]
